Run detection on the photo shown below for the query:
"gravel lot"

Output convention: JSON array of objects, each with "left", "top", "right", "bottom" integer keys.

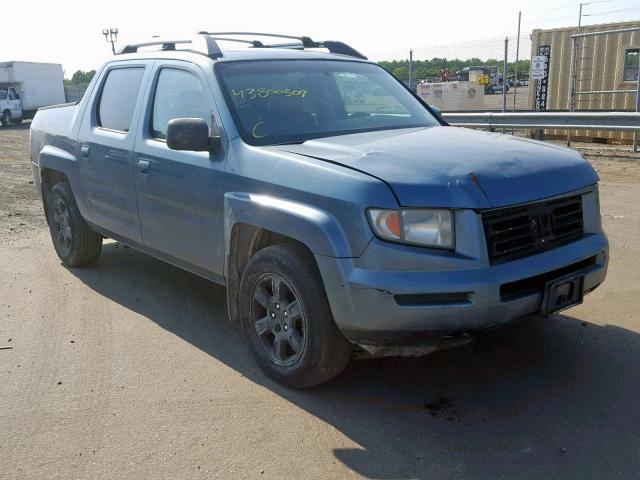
[{"left": 1, "top": 124, "right": 640, "bottom": 479}]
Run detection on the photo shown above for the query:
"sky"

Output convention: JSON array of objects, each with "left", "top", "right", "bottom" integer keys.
[{"left": 3, "top": 0, "right": 639, "bottom": 77}]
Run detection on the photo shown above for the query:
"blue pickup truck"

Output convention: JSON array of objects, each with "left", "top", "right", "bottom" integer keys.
[{"left": 30, "top": 33, "right": 608, "bottom": 387}]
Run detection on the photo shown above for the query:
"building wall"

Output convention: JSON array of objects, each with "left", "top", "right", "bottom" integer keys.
[{"left": 528, "top": 20, "right": 640, "bottom": 143}]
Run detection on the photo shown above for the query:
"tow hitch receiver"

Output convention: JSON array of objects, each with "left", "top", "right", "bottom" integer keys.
[{"left": 541, "top": 273, "right": 585, "bottom": 317}]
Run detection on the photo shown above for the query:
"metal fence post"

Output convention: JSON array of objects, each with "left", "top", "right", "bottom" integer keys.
[
  {"left": 513, "top": 11, "right": 521, "bottom": 111},
  {"left": 570, "top": 35, "right": 578, "bottom": 111},
  {"left": 568, "top": 35, "right": 580, "bottom": 147},
  {"left": 635, "top": 52, "right": 640, "bottom": 153},
  {"left": 502, "top": 37, "right": 508, "bottom": 113}
]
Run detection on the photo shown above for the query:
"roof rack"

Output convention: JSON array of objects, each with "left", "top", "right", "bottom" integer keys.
[{"left": 117, "top": 32, "right": 367, "bottom": 60}]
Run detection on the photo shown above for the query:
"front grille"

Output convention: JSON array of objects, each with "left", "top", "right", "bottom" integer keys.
[{"left": 483, "top": 195, "right": 584, "bottom": 264}]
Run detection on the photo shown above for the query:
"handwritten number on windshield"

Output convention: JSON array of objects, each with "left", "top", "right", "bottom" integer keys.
[{"left": 232, "top": 88, "right": 308, "bottom": 101}]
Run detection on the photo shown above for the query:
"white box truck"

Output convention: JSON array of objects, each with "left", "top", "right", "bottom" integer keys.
[{"left": 0, "top": 61, "right": 66, "bottom": 126}]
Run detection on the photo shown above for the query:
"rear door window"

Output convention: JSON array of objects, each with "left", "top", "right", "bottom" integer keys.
[
  {"left": 97, "top": 67, "right": 145, "bottom": 132},
  {"left": 0, "top": 88, "right": 7, "bottom": 100}
]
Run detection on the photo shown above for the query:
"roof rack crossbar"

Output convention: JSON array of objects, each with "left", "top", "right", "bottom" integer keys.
[
  {"left": 117, "top": 34, "right": 223, "bottom": 58},
  {"left": 118, "top": 32, "right": 367, "bottom": 60},
  {"left": 209, "top": 37, "right": 265, "bottom": 47},
  {"left": 260, "top": 42, "right": 305, "bottom": 50}
]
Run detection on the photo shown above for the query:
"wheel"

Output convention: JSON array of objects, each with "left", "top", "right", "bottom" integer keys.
[
  {"left": 239, "top": 243, "right": 352, "bottom": 388},
  {"left": 47, "top": 182, "right": 102, "bottom": 267},
  {"left": 2, "top": 110, "right": 11, "bottom": 127}
]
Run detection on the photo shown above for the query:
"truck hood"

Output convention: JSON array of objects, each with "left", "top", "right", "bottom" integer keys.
[{"left": 271, "top": 126, "right": 599, "bottom": 208}]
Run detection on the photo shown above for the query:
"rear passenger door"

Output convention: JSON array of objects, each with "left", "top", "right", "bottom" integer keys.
[
  {"left": 78, "top": 62, "right": 152, "bottom": 243},
  {"left": 133, "top": 61, "right": 228, "bottom": 278}
]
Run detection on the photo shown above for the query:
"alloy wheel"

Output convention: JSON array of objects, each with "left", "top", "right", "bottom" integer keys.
[
  {"left": 250, "top": 273, "right": 306, "bottom": 366},
  {"left": 52, "top": 197, "right": 73, "bottom": 257}
]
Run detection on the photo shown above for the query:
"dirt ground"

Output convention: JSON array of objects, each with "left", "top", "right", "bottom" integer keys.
[{"left": 1, "top": 124, "right": 640, "bottom": 479}]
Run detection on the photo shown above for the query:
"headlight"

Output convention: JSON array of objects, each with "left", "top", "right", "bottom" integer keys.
[{"left": 367, "top": 208, "right": 454, "bottom": 248}]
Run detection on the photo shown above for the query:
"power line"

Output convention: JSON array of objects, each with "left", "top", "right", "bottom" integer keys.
[
  {"left": 523, "top": 0, "right": 613, "bottom": 14},
  {"left": 587, "top": 6, "right": 640, "bottom": 16},
  {"left": 521, "top": 13, "right": 586, "bottom": 25},
  {"left": 521, "top": 3, "right": 639, "bottom": 28}
]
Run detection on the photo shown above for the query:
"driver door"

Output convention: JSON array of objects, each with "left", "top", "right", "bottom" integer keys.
[
  {"left": 133, "top": 61, "right": 229, "bottom": 278},
  {"left": 7, "top": 88, "right": 22, "bottom": 119}
]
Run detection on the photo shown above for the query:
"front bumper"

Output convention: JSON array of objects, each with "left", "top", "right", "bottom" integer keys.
[{"left": 316, "top": 232, "right": 608, "bottom": 346}]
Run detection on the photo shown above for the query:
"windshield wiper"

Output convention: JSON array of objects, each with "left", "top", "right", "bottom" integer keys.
[{"left": 270, "top": 140, "right": 306, "bottom": 146}]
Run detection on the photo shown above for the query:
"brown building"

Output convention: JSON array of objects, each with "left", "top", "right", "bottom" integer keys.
[{"left": 528, "top": 20, "right": 639, "bottom": 143}]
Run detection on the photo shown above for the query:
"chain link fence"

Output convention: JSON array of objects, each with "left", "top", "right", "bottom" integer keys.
[
  {"left": 64, "top": 83, "right": 90, "bottom": 103},
  {"left": 377, "top": 36, "right": 532, "bottom": 113},
  {"left": 376, "top": 24, "right": 640, "bottom": 147}
]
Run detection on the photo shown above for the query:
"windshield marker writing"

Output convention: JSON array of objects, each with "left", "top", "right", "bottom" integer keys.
[
  {"left": 232, "top": 88, "right": 308, "bottom": 101},
  {"left": 252, "top": 121, "right": 267, "bottom": 139}
]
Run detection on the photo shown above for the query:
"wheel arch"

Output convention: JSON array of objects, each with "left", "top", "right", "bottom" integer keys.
[
  {"left": 38, "top": 145, "right": 86, "bottom": 222},
  {"left": 224, "top": 192, "right": 353, "bottom": 322}
]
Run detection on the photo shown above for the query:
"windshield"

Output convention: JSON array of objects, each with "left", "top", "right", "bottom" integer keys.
[{"left": 216, "top": 60, "right": 440, "bottom": 146}]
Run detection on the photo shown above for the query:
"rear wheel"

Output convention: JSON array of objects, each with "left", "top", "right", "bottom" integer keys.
[
  {"left": 239, "top": 243, "right": 352, "bottom": 388},
  {"left": 47, "top": 182, "right": 102, "bottom": 267}
]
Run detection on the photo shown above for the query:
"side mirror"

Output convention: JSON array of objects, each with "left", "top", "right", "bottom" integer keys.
[{"left": 166, "top": 118, "right": 221, "bottom": 153}]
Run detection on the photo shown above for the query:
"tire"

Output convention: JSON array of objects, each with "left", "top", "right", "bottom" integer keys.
[
  {"left": 47, "top": 182, "right": 102, "bottom": 267},
  {"left": 2, "top": 110, "right": 11, "bottom": 127},
  {"left": 239, "top": 243, "right": 352, "bottom": 388}
]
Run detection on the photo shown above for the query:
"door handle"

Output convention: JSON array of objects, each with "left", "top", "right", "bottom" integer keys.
[
  {"left": 137, "top": 158, "right": 151, "bottom": 174},
  {"left": 80, "top": 144, "right": 90, "bottom": 158}
]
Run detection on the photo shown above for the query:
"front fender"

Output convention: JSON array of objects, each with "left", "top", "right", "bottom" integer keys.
[{"left": 224, "top": 192, "right": 358, "bottom": 259}]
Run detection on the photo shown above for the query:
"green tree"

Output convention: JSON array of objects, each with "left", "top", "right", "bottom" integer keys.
[
  {"left": 392, "top": 66, "right": 409, "bottom": 82},
  {"left": 65, "top": 70, "right": 96, "bottom": 86}
]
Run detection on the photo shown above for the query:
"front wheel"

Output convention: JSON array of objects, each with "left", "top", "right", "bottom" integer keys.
[
  {"left": 47, "top": 182, "right": 102, "bottom": 267},
  {"left": 239, "top": 243, "right": 352, "bottom": 388},
  {"left": 1, "top": 110, "right": 11, "bottom": 127}
]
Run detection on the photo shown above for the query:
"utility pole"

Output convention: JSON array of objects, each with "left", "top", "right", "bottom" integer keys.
[
  {"left": 408, "top": 49, "right": 414, "bottom": 90},
  {"left": 102, "top": 28, "right": 119, "bottom": 55},
  {"left": 570, "top": 2, "right": 584, "bottom": 113},
  {"left": 569, "top": 3, "right": 587, "bottom": 146}
]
